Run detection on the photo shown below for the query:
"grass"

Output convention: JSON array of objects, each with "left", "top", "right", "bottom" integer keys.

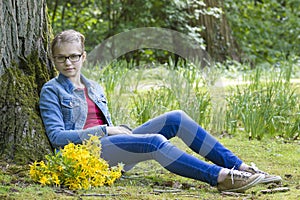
[{"left": 1, "top": 135, "right": 299, "bottom": 199}]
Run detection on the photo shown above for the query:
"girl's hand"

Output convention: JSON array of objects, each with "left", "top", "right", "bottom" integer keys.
[{"left": 106, "top": 125, "right": 132, "bottom": 135}]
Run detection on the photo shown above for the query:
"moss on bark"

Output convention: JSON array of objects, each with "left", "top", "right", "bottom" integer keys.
[{"left": 0, "top": 52, "right": 54, "bottom": 164}]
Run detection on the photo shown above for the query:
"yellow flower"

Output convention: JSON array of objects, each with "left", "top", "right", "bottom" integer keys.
[
  {"left": 52, "top": 174, "right": 60, "bottom": 186},
  {"left": 39, "top": 161, "right": 46, "bottom": 169},
  {"left": 39, "top": 175, "right": 49, "bottom": 185},
  {"left": 57, "top": 165, "right": 64, "bottom": 172}
]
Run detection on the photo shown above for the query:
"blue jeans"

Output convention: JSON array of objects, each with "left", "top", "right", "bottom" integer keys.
[{"left": 100, "top": 110, "right": 243, "bottom": 186}]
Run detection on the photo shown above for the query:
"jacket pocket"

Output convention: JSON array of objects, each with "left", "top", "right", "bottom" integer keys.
[{"left": 61, "top": 98, "right": 81, "bottom": 124}]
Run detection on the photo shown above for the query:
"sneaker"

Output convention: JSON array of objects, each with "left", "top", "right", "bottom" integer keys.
[
  {"left": 244, "top": 163, "right": 282, "bottom": 184},
  {"left": 217, "top": 169, "right": 265, "bottom": 193}
]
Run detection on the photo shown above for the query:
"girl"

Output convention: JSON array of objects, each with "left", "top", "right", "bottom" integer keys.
[{"left": 39, "top": 29, "right": 281, "bottom": 193}]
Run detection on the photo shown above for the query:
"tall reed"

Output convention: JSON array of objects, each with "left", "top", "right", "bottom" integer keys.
[
  {"left": 83, "top": 58, "right": 299, "bottom": 140},
  {"left": 226, "top": 62, "right": 299, "bottom": 139}
]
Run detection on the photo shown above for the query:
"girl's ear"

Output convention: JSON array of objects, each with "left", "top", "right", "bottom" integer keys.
[{"left": 82, "top": 51, "right": 87, "bottom": 62}]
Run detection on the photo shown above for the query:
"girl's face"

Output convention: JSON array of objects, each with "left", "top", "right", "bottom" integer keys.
[{"left": 52, "top": 41, "right": 86, "bottom": 79}]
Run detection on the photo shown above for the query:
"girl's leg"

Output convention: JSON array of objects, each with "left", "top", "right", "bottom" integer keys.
[
  {"left": 132, "top": 110, "right": 243, "bottom": 169},
  {"left": 100, "top": 134, "right": 221, "bottom": 186}
]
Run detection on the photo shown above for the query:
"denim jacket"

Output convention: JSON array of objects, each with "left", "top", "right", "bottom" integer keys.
[{"left": 39, "top": 73, "right": 113, "bottom": 149}]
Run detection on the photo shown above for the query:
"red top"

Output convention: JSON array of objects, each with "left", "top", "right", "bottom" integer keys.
[{"left": 82, "top": 88, "right": 106, "bottom": 129}]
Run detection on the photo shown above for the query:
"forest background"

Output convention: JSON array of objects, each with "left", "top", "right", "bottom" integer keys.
[{"left": 47, "top": 0, "right": 299, "bottom": 64}]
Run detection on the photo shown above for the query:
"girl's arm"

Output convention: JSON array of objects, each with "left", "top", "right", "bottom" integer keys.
[{"left": 39, "top": 84, "right": 107, "bottom": 149}]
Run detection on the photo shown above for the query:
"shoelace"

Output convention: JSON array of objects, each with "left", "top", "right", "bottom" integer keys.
[
  {"left": 250, "top": 162, "right": 268, "bottom": 175},
  {"left": 229, "top": 167, "right": 252, "bottom": 185},
  {"left": 229, "top": 166, "right": 235, "bottom": 185}
]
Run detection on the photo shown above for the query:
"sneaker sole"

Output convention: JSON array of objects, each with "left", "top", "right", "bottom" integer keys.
[
  {"left": 260, "top": 176, "right": 282, "bottom": 184},
  {"left": 223, "top": 174, "right": 265, "bottom": 193}
]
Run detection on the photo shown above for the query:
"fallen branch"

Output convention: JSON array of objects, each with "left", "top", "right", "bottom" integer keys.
[
  {"left": 220, "top": 191, "right": 249, "bottom": 197},
  {"left": 261, "top": 187, "right": 290, "bottom": 194},
  {"left": 55, "top": 189, "right": 76, "bottom": 196},
  {"left": 81, "top": 193, "right": 126, "bottom": 197},
  {"left": 152, "top": 189, "right": 182, "bottom": 193}
]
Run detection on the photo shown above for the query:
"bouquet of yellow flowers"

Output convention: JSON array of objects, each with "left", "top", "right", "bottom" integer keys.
[{"left": 29, "top": 135, "right": 123, "bottom": 190}]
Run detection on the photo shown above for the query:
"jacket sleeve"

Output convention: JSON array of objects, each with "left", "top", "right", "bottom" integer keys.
[{"left": 39, "top": 83, "right": 107, "bottom": 149}]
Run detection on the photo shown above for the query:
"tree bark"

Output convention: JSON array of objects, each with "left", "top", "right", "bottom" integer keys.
[
  {"left": 200, "top": 0, "right": 241, "bottom": 62},
  {"left": 0, "top": 0, "right": 55, "bottom": 163}
]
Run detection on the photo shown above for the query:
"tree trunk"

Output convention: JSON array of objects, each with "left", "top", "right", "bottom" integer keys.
[
  {"left": 0, "top": 0, "right": 55, "bottom": 163},
  {"left": 200, "top": 0, "right": 241, "bottom": 62}
]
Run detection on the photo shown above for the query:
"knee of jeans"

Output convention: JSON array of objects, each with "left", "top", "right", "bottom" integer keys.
[
  {"left": 168, "top": 110, "right": 186, "bottom": 121},
  {"left": 150, "top": 134, "right": 169, "bottom": 150}
]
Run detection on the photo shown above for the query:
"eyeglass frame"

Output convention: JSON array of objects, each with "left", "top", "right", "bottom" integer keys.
[{"left": 53, "top": 53, "right": 83, "bottom": 63}]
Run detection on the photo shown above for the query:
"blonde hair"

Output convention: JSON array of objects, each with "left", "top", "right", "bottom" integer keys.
[{"left": 51, "top": 30, "right": 85, "bottom": 56}]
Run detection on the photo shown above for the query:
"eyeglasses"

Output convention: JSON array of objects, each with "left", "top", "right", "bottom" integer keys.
[{"left": 53, "top": 54, "right": 82, "bottom": 63}]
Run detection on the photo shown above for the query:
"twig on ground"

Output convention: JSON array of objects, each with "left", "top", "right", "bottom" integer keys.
[
  {"left": 221, "top": 191, "right": 250, "bottom": 197},
  {"left": 174, "top": 193, "right": 201, "bottom": 198},
  {"left": 80, "top": 193, "right": 124, "bottom": 197},
  {"left": 152, "top": 189, "right": 182, "bottom": 193},
  {"left": 55, "top": 189, "right": 76, "bottom": 196},
  {"left": 261, "top": 187, "right": 290, "bottom": 194}
]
